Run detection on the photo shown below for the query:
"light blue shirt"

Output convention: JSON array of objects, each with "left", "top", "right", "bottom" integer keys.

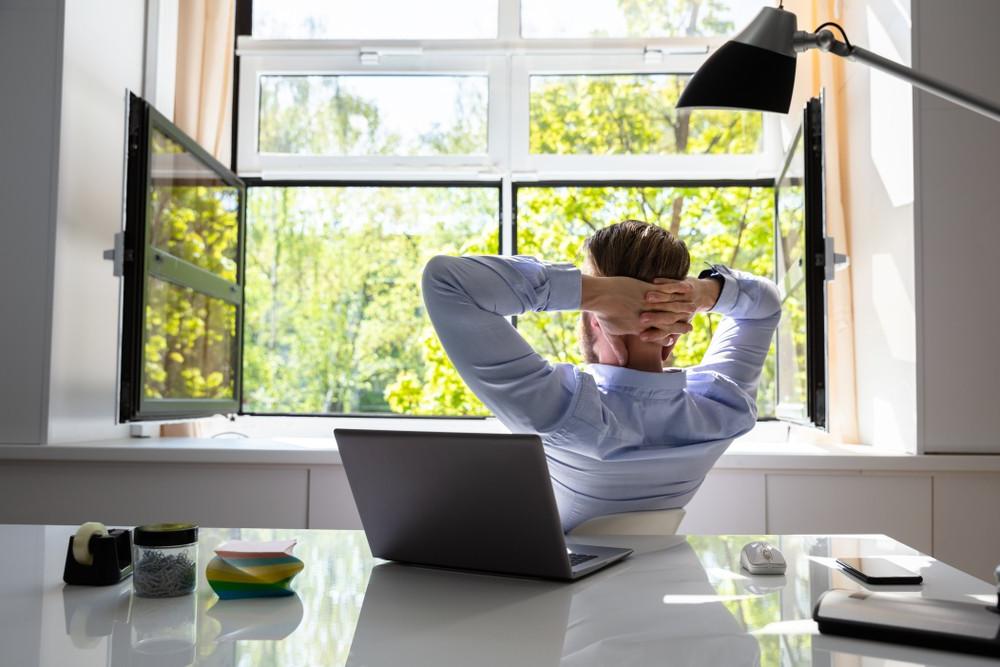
[{"left": 422, "top": 255, "right": 781, "bottom": 531}]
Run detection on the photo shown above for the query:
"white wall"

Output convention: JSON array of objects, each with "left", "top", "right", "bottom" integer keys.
[
  {"left": 912, "top": 0, "right": 1000, "bottom": 453},
  {"left": 0, "top": 0, "right": 64, "bottom": 444},
  {"left": 841, "top": 0, "right": 917, "bottom": 451},
  {"left": 47, "top": 0, "right": 145, "bottom": 443},
  {"left": 144, "top": 0, "right": 179, "bottom": 120}
]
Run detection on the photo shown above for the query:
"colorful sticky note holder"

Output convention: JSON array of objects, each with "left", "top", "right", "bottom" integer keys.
[{"left": 206, "top": 539, "right": 304, "bottom": 600}]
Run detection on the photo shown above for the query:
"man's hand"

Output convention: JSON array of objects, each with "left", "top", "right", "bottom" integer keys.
[
  {"left": 638, "top": 277, "right": 722, "bottom": 343},
  {"left": 582, "top": 275, "right": 697, "bottom": 362}
]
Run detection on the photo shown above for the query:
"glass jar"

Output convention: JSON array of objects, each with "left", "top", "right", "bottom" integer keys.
[
  {"left": 129, "top": 592, "right": 197, "bottom": 662},
  {"left": 132, "top": 523, "right": 199, "bottom": 598}
]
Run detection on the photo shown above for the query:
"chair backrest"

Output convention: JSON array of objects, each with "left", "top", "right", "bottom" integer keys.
[{"left": 568, "top": 509, "right": 686, "bottom": 538}]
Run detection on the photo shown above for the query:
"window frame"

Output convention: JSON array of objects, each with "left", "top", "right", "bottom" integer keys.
[
  {"left": 235, "top": 0, "right": 780, "bottom": 181},
  {"left": 120, "top": 94, "right": 247, "bottom": 421},
  {"left": 238, "top": 178, "right": 504, "bottom": 419},
  {"left": 511, "top": 177, "right": 780, "bottom": 418},
  {"left": 235, "top": 52, "right": 507, "bottom": 177},
  {"left": 773, "top": 97, "right": 829, "bottom": 430},
  {"left": 138, "top": 0, "right": 814, "bottom": 423},
  {"left": 235, "top": 43, "right": 781, "bottom": 180}
]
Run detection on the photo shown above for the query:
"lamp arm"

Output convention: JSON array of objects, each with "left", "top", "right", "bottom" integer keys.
[{"left": 794, "top": 29, "right": 1000, "bottom": 123}]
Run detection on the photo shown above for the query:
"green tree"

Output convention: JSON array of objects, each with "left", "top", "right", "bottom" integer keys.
[{"left": 143, "top": 130, "right": 240, "bottom": 400}]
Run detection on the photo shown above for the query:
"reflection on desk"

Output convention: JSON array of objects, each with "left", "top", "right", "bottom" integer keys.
[{"left": 1, "top": 525, "right": 995, "bottom": 666}]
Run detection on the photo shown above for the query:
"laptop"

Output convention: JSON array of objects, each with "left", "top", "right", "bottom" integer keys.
[{"left": 334, "top": 429, "right": 633, "bottom": 580}]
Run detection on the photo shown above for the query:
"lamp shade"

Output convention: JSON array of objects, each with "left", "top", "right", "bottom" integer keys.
[{"left": 676, "top": 7, "right": 799, "bottom": 113}]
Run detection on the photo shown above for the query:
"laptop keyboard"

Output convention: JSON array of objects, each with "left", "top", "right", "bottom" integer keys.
[{"left": 568, "top": 553, "right": 598, "bottom": 567}]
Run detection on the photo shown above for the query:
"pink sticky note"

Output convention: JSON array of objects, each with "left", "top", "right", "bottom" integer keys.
[{"left": 215, "top": 538, "right": 298, "bottom": 558}]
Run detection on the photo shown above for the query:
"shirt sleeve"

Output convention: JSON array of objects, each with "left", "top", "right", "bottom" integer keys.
[
  {"left": 421, "top": 255, "right": 584, "bottom": 434},
  {"left": 694, "top": 264, "right": 782, "bottom": 401}
]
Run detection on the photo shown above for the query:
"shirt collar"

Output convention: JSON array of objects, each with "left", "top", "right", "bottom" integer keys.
[{"left": 585, "top": 363, "right": 687, "bottom": 390}]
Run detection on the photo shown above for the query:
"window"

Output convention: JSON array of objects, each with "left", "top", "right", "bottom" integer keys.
[
  {"left": 252, "top": 0, "right": 499, "bottom": 39},
  {"left": 120, "top": 94, "right": 245, "bottom": 421},
  {"left": 258, "top": 75, "right": 489, "bottom": 157},
  {"left": 121, "top": 0, "right": 832, "bottom": 425},
  {"left": 520, "top": 0, "right": 764, "bottom": 39},
  {"left": 774, "top": 97, "right": 829, "bottom": 428},
  {"left": 516, "top": 183, "right": 776, "bottom": 417},
  {"left": 242, "top": 185, "right": 499, "bottom": 415},
  {"left": 529, "top": 74, "right": 762, "bottom": 156}
]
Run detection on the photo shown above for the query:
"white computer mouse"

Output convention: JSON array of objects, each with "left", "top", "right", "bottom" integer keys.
[{"left": 740, "top": 540, "right": 786, "bottom": 575}]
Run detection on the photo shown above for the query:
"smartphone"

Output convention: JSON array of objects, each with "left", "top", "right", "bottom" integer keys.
[{"left": 835, "top": 557, "right": 923, "bottom": 585}]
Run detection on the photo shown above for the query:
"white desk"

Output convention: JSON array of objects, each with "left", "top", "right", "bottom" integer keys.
[{"left": 1, "top": 525, "right": 995, "bottom": 666}]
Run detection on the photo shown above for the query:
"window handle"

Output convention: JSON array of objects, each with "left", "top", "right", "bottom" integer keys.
[
  {"left": 823, "top": 236, "right": 849, "bottom": 282},
  {"left": 102, "top": 231, "right": 126, "bottom": 278}
]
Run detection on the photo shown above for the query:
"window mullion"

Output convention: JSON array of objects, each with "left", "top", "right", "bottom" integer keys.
[{"left": 497, "top": 0, "right": 520, "bottom": 40}]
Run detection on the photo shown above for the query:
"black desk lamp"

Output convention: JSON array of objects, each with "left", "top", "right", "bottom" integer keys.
[{"left": 676, "top": 4, "right": 1000, "bottom": 122}]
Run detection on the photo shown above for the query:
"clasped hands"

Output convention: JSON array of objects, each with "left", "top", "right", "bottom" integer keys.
[{"left": 581, "top": 274, "right": 720, "bottom": 366}]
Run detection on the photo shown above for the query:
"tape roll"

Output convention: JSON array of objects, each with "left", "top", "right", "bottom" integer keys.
[{"left": 72, "top": 522, "right": 108, "bottom": 566}]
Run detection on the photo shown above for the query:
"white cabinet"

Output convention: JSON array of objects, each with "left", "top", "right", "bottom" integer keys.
[
  {"left": 679, "top": 471, "right": 766, "bottom": 534},
  {"left": 308, "top": 466, "right": 363, "bottom": 529},
  {"left": 766, "top": 473, "right": 933, "bottom": 554},
  {"left": 0, "top": 462, "right": 309, "bottom": 529},
  {"left": 1, "top": 456, "right": 998, "bottom": 581},
  {"left": 933, "top": 474, "right": 1000, "bottom": 580}
]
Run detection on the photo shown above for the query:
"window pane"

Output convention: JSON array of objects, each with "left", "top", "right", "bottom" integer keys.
[
  {"left": 253, "top": 0, "right": 498, "bottom": 39},
  {"left": 516, "top": 185, "right": 777, "bottom": 416},
  {"left": 143, "top": 277, "right": 236, "bottom": 400},
  {"left": 148, "top": 128, "right": 240, "bottom": 280},
  {"left": 522, "top": 0, "right": 767, "bottom": 38},
  {"left": 775, "top": 139, "right": 808, "bottom": 420},
  {"left": 243, "top": 186, "right": 499, "bottom": 415},
  {"left": 530, "top": 74, "right": 761, "bottom": 155},
  {"left": 258, "top": 75, "right": 488, "bottom": 157}
]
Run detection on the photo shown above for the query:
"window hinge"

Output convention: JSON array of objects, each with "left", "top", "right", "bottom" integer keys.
[
  {"left": 643, "top": 47, "right": 664, "bottom": 64},
  {"left": 359, "top": 50, "right": 380, "bottom": 65},
  {"left": 102, "top": 231, "right": 126, "bottom": 277},
  {"left": 823, "top": 236, "right": 849, "bottom": 281}
]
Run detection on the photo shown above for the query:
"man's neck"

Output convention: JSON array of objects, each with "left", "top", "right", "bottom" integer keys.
[
  {"left": 623, "top": 339, "right": 666, "bottom": 373},
  {"left": 626, "top": 357, "right": 665, "bottom": 373}
]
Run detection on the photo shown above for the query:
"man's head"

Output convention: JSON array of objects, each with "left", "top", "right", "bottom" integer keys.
[{"left": 580, "top": 220, "right": 691, "bottom": 366}]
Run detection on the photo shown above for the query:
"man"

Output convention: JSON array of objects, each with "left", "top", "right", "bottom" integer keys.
[{"left": 422, "top": 220, "right": 780, "bottom": 531}]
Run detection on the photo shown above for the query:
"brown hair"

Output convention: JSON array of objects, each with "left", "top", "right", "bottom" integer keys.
[
  {"left": 584, "top": 219, "right": 690, "bottom": 281},
  {"left": 579, "top": 220, "right": 690, "bottom": 364}
]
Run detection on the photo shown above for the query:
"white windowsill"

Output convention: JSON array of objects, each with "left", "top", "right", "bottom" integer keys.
[{"left": 2, "top": 417, "right": 1000, "bottom": 471}]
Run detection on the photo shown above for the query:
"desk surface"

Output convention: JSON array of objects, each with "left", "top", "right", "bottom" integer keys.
[{"left": 1, "top": 525, "right": 995, "bottom": 666}]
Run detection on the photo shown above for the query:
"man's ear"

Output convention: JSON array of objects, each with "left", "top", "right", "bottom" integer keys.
[
  {"left": 585, "top": 311, "right": 602, "bottom": 332},
  {"left": 660, "top": 335, "right": 676, "bottom": 362}
]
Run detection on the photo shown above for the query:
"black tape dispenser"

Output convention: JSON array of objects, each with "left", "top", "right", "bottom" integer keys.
[{"left": 63, "top": 522, "right": 134, "bottom": 586}]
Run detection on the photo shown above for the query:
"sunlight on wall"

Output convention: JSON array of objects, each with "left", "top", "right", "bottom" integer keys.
[
  {"left": 872, "top": 253, "right": 915, "bottom": 364},
  {"left": 867, "top": 5, "right": 914, "bottom": 207}
]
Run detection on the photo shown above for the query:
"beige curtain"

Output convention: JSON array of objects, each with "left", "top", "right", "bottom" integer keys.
[
  {"left": 174, "top": 0, "right": 236, "bottom": 163},
  {"left": 162, "top": 0, "right": 236, "bottom": 438},
  {"left": 783, "top": 0, "right": 860, "bottom": 443}
]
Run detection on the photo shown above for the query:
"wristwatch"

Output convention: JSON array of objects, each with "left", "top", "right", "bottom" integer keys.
[{"left": 698, "top": 266, "right": 726, "bottom": 288}]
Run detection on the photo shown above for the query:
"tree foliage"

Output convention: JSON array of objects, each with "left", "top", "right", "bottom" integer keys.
[
  {"left": 243, "top": 187, "right": 496, "bottom": 413},
  {"left": 143, "top": 130, "right": 239, "bottom": 400}
]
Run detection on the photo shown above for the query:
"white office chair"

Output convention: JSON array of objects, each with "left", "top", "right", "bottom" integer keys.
[{"left": 568, "top": 508, "right": 686, "bottom": 537}]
